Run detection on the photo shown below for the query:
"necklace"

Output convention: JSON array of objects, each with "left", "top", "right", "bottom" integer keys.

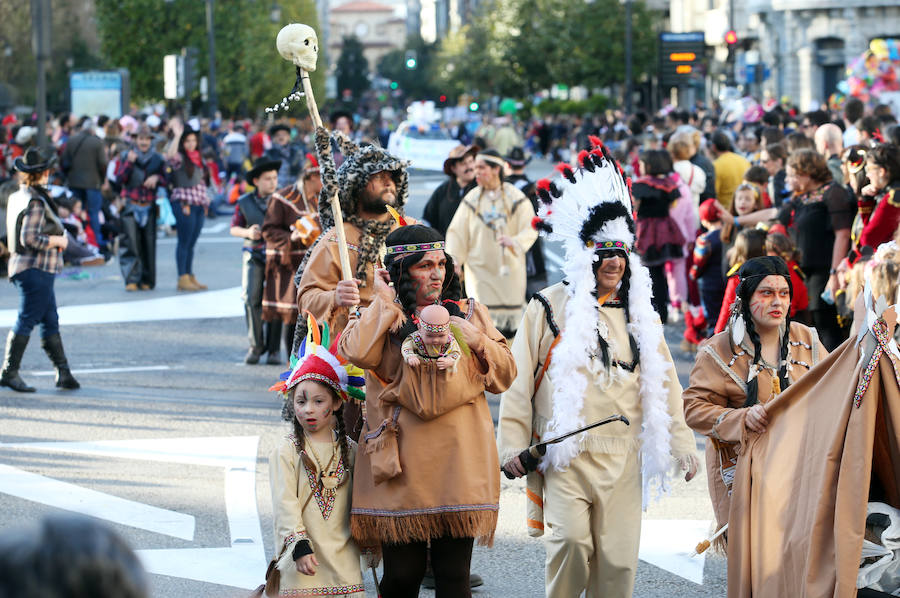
[{"left": 304, "top": 431, "right": 341, "bottom": 498}]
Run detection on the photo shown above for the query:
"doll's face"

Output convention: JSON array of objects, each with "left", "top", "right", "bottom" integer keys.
[
  {"left": 419, "top": 324, "right": 449, "bottom": 346},
  {"left": 293, "top": 379, "right": 340, "bottom": 435}
]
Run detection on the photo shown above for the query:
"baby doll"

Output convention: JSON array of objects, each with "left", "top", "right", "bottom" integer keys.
[{"left": 401, "top": 304, "right": 462, "bottom": 372}]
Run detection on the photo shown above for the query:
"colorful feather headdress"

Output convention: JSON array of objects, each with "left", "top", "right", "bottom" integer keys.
[{"left": 269, "top": 314, "right": 366, "bottom": 403}]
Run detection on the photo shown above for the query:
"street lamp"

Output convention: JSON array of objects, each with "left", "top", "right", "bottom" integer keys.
[
  {"left": 205, "top": 0, "right": 218, "bottom": 116},
  {"left": 624, "top": 0, "right": 632, "bottom": 114}
]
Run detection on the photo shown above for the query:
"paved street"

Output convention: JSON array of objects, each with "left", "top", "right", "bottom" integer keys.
[{"left": 0, "top": 162, "right": 726, "bottom": 597}]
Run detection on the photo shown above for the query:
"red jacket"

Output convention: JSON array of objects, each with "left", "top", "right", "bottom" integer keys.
[
  {"left": 859, "top": 185, "right": 900, "bottom": 251},
  {"left": 715, "top": 269, "right": 740, "bottom": 334},
  {"left": 786, "top": 259, "right": 809, "bottom": 316}
]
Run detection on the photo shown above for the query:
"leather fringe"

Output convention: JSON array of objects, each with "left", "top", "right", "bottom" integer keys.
[{"left": 351, "top": 509, "right": 498, "bottom": 547}]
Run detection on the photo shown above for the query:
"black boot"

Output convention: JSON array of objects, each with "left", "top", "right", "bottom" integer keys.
[
  {"left": 265, "top": 321, "right": 283, "bottom": 365},
  {"left": 0, "top": 331, "right": 36, "bottom": 393},
  {"left": 40, "top": 334, "right": 80, "bottom": 390}
]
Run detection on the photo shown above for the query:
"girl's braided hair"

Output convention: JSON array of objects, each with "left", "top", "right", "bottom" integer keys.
[
  {"left": 289, "top": 385, "right": 353, "bottom": 479},
  {"left": 733, "top": 256, "right": 793, "bottom": 407}
]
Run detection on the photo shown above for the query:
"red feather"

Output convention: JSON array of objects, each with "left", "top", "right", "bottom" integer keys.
[
  {"left": 577, "top": 150, "right": 591, "bottom": 167},
  {"left": 306, "top": 153, "right": 319, "bottom": 168},
  {"left": 536, "top": 178, "right": 551, "bottom": 192},
  {"left": 554, "top": 162, "right": 576, "bottom": 183},
  {"left": 588, "top": 135, "right": 604, "bottom": 148}
]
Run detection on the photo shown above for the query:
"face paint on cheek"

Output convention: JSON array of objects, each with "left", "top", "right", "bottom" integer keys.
[{"left": 749, "top": 300, "right": 766, "bottom": 319}]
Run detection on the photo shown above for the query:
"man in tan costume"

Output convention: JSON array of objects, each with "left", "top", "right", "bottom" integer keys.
[
  {"left": 294, "top": 128, "right": 410, "bottom": 434},
  {"left": 498, "top": 142, "right": 699, "bottom": 598}
]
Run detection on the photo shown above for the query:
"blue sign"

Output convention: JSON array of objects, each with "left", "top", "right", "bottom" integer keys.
[
  {"left": 660, "top": 32, "right": 705, "bottom": 43},
  {"left": 70, "top": 71, "right": 122, "bottom": 90}
]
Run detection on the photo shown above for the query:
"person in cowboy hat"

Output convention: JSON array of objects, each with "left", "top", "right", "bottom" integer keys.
[
  {"left": 230, "top": 155, "right": 282, "bottom": 364},
  {"left": 503, "top": 146, "right": 546, "bottom": 298},
  {"left": 422, "top": 144, "right": 479, "bottom": 236},
  {"left": 2, "top": 147, "right": 80, "bottom": 392}
]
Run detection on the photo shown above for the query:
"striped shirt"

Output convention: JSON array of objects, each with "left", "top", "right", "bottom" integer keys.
[{"left": 8, "top": 199, "right": 63, "bottom": 278}]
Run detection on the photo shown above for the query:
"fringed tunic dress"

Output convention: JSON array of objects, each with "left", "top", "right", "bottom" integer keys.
[{"left": 338, "top": 294, "right": 516, "bottom": 546}]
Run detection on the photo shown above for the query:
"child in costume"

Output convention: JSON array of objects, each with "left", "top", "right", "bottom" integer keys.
[
  {"left": 401, "top": 304, "right": 462, "bottom": 372},
  {"left": 267, "top": 316, "right": 366, "bottom": 597}
]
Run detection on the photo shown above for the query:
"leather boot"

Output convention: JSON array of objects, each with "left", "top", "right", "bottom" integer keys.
[
  {"left": 265, "top": 321, "right": 283, "bottom": 365},
  {"left": 188, "top": 274, "right": 208, "bottom": 290},
  {"left": 177, "top": 274, "right": 199, "bottom": 291},
  {"left": 41, "top": 334, "right": 80, "bottom": 390},
  {"left": 0, "top": 331, "right": 36, "bottom": 393}
]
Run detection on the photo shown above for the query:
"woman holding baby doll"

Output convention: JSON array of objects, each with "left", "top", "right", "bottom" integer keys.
[{"left": 338, "top": 224, "right": 517, "bottom": 597}]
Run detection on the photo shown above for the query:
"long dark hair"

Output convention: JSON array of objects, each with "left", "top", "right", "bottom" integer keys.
[
  {"left": 733, "top": 256, "right": 793, "bottom": 407},
  {"left": 176, "top": 128, "right": 200, "bottom": 177},
  {"left": 590, "top": 249, "right": 639, "bottom": 370},
  {"left": 383, "top": 224, "right": 463, "bottom": 338},
  {"left": 288, "top": 384, "right": 352, "bottom": 479}
]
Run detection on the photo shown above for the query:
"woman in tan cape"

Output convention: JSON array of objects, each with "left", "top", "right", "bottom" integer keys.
[
  {"left": 683, "top": 256, "right": 826, "bottom": 536},
  {"left": 338, "top": 224, "right": 516, "bottom": 597},
  {"left": 445, "top": 149, "right": 537, "bottom": 336}
]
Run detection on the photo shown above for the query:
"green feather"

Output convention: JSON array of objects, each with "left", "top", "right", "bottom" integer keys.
[
  {"left": 347, "top": 386, "right": 366, "bottom": 402},
  {"left": 321, "top": 321, "right": 330, "bottom": 351},
  {"left": 450, "top": 324, "right": 471, "bottom": 356}
]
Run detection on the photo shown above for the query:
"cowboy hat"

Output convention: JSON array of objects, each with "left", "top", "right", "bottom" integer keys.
[
  {"left": 442, "top": 144, "right": 480, "bottom": 176},
  {"left": 246, "top": 156, "right": 282, "bottom": 182},
  {"left": 14, "top": 146, "right": 57, "bottom": 174},
  {"left": 505, "top": 146, "right": 531, "bottom": 168}
]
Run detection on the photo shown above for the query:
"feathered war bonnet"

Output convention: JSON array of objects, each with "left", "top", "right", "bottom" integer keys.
[
  {"left": 533, "top": 137, "right": 676, "bottom": 507},
  {"left": 270, "top": 313, "right": 365, "bottom": 404}
]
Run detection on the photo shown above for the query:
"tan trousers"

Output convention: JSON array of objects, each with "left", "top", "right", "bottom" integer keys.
[{"left": 543, "top": 449, "right": 642, "bottom": 598}]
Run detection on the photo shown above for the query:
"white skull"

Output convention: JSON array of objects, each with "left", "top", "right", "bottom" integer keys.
[{"left": 276, "top": 23, "right": 319, "bottom": 72}]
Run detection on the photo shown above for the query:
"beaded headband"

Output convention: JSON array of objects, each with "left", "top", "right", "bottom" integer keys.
[
  {"left": 420, "top": 320, "right": 450, "bottom": 334},
  {"left": 385, "top": 241, "right": 445, "bottom": 256},
  {"left": 478, "top": 154, "right": 507, "bottom": 168},
  {"left": 587, "top": 240, "right": 631, "bottom": 255}
]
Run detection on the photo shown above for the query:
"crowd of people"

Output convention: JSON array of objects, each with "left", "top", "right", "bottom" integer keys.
[{"left": 5, "top": 91, "right": 900, "bottom": 597}]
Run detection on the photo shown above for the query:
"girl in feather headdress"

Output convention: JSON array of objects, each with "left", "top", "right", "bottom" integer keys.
[{"left": 267, "top": 316, "right": 367, "bottom": 597}]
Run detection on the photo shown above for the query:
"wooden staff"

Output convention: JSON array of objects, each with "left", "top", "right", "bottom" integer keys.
[{"left": 300, "top": 69, "right": 353, "bottom": 283}]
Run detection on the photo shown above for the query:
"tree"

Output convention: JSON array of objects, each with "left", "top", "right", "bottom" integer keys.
[
  {"left": 377, "top": 35, "right": 438, "bottom": 100},
  {"left": 334, "top": 35, "right": 370, "bottom": 101},
  {"left": 94, "top": 0, "right": 324, "bottom": 116}
]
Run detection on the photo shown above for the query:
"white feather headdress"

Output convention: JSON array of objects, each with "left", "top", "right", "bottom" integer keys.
[{"left": 533, "top": 139, "right": 675, "bottom": 507}]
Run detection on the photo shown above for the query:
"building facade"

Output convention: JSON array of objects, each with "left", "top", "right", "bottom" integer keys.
[
  {"left": 329, "top": 0, "right": 407, "bottom": 71},
  {"left": 670, "top": 0, "right": 900, "bottom": 108}
]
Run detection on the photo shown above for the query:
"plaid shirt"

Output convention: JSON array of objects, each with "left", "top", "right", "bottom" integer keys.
[
  {"left": 115, "top": 154, "right": 166, "bottom": 205},
  {"left": 8, "top": 199, "right": 63, "bottom": 278}
]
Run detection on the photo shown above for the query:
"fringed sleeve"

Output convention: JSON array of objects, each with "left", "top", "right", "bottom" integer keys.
[
  {"left": 682, "top": 345, "right": 748, "bottom": 443},
  {"left": 508, "top": 186, "right": 538, "bottom": 254},
  {"left": 337, "top": 294, "right": 405, "bottom": 372},
  {"left": 269, "top": 439, "right": 312, "bottom": 570},
  {"left": 657, "top": 336, "right": 699, "bottom": 459},
  {"left": 467, "top": 302, "right": 516, "bottom": 394},
  {"left": 497, "top": 297, "right": 544, "bottom": 465},
  {"left": 296, "top": 235, "right": 344, "bottom": 332}
]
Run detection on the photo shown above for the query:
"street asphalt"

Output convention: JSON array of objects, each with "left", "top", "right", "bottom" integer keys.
[{"left": 0, "top": 159, "right": 727, "bottom": 597}]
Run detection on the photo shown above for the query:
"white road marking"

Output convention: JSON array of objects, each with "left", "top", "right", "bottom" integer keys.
[
  {"left": 0, "top": 463, "right": 195, "bottom": 540},
  {"left": 203, "top": 221, "right": 230, "bottom": 234},
  {"left": 0, "top": 436, "right": 266, "bottom": 590},
  {"left": 639, "top": 519, "right": 710, "bottom": 585},
  {"left": 28, "top": 365, "right": 174, "bottom": 376},
  {"left": 157, "top": 236, "right": 241, "bottom": 245},
  {"left": 0, "top": 286, "right": 243, "bottom": 327}
]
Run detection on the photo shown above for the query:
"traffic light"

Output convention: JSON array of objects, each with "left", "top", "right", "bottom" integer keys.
[
  {"left": 405, "top": 50, "right": 417, "bottom": 70},
  {"left": 469, "top": 102, "right": 479, "bottom": 112},
  {"left": 439, "top": 94, "right": 447, "bottom": 104},
  {"left": 725, "top": 30, "right": 738, "bottom": 46},
  {"left": 390, "top": 81, "right": 399, "bottom": 90},
  {"left": 182, "top": 47, "right": 199, "bottom": 94}
]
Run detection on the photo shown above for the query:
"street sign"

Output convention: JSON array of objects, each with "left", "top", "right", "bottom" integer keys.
[
  {"left": 659, "top": 31, "right": 705, "bottom": 88},
  {"left": 69, "top": 70, "right": 130, "bottom": 118}
]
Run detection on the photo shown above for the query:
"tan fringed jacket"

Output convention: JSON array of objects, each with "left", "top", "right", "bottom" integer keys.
[
  {"left": 682, "top": 321, "right": 825, "bottom": 529},
  {"left": 337, "top": 293, "right": 516, "bottom": 546}
]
